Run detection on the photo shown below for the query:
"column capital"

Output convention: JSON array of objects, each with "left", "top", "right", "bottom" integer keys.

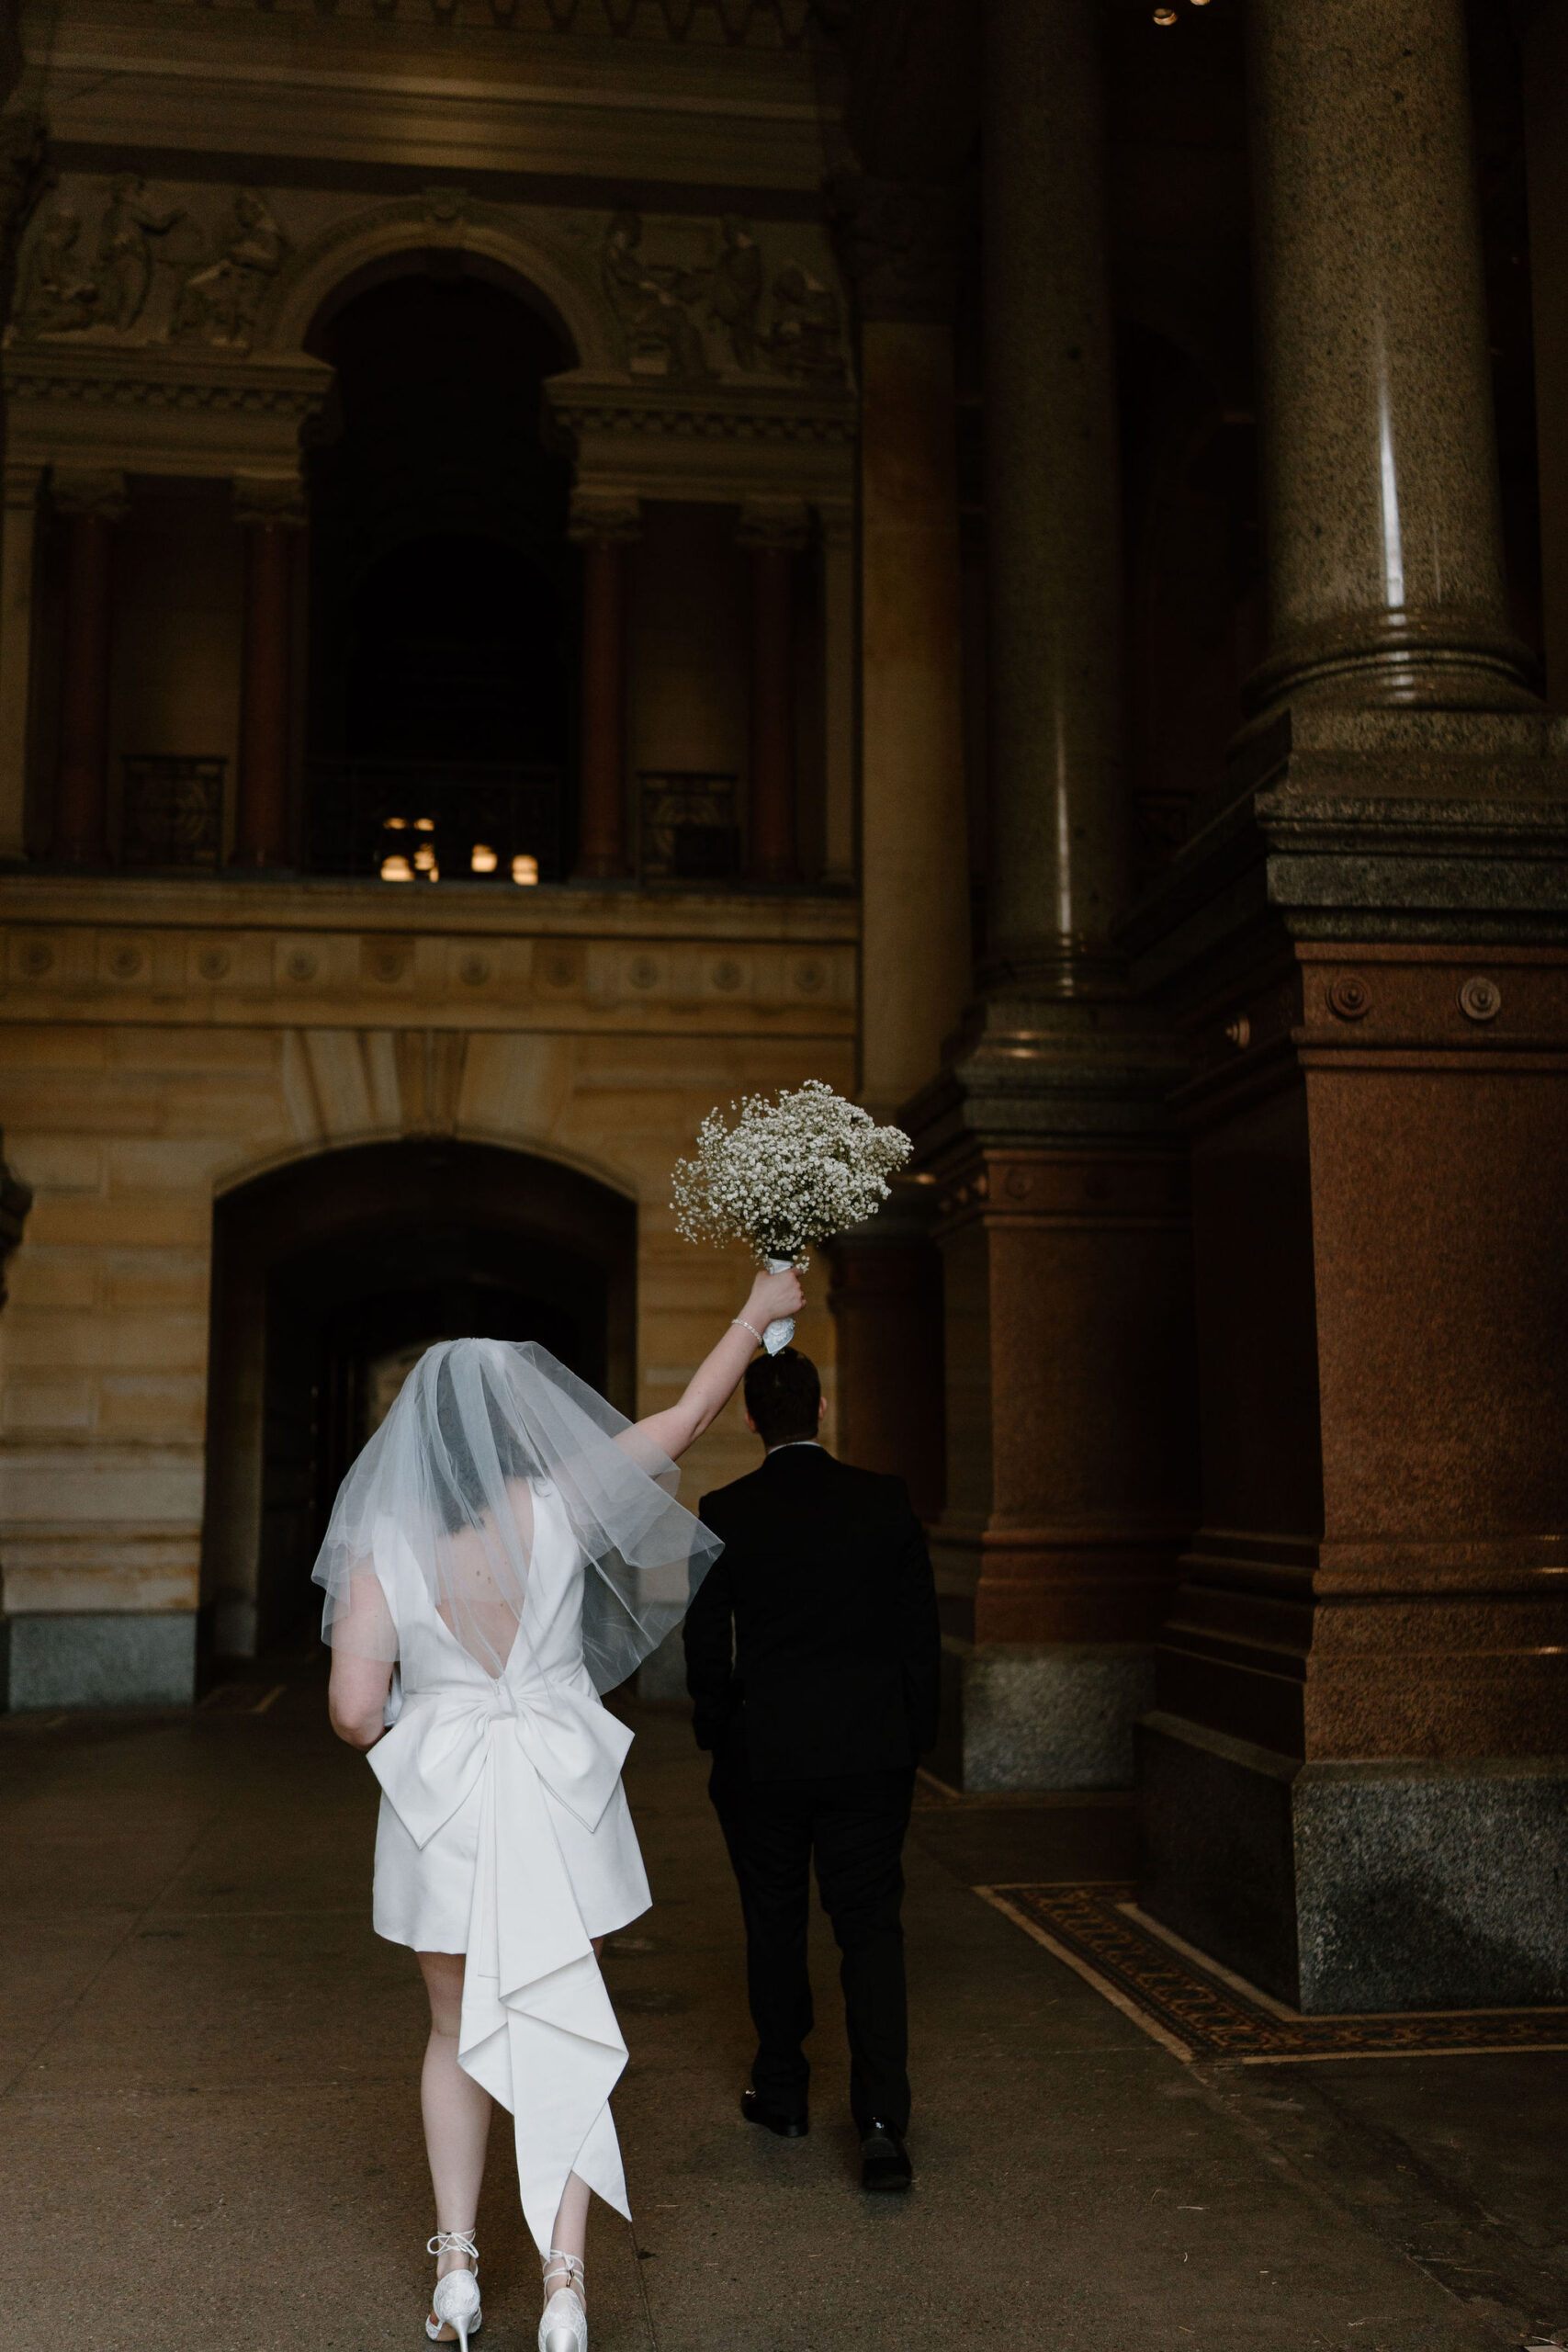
[
  {"left": 737, "top": 496, "right": 811, "bottom": 554},
  {"left": 232, "top": 474, "right": 307, "bottom": 530},
  {"left": 51, "top": 468, "right": 127, "bottom": 523},
  {"left": 568, "top": 490, "right": 641, "bottom": 545}
]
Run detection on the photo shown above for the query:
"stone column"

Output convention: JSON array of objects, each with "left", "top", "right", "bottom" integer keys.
[
  {"left": 1246, "top": 0, "right": 1534, "bottom": 716},
  {"left": 985, "top": 0, "right": 1125, "bottom": 986},
  {"left": 824, "top": 182, "right": 971, "bottom": 1529},
  {"left": 570, "top": 493, "right": 639, "bottom": 882},
  {"left": 1129, "top": 0, "right": 1568, "bottom": 2012},
  {"left": 0, "top": 465, "right": 42, "bottom": 861},
  {"left": 234, "top": 480, "right": 303, "bottom": 870},
  {"left": 901, "top": 0, "right": 1196, "bottom": 1793},
  {"left": 739, "top": 498, "right": 807, "bottom": 885},
  {"left": 851, "top": 183, "right": 972, "bottom": 1119},
  {"left": 819, "top": 503, "right": 856, "bottom": 888},
  {"left": 52, "top": 469, "right": 126, "bottom": 867}
]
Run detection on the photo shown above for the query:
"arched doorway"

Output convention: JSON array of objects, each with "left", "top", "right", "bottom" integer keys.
[
  {"left": 202, "top": 1139, "right": 636, "bottom": 1658},
  {"left": 304, "top": 256, "right": 578, "bottom": 883}
]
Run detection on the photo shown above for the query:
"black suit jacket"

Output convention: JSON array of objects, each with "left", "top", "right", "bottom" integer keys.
[{"left": 684, "top": 1444, "right": 942, "bottom": 1781}]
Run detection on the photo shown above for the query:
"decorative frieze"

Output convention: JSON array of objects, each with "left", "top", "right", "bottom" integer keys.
[{"left": 0, "top": 879, "right": 859, "bottom": 1031}]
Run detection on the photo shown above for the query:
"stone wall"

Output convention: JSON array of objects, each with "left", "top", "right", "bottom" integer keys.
[{"left": 0, "top": 873, "right": 855, "bottom": 1701}]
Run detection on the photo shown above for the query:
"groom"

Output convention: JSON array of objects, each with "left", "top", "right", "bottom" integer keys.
[{"left": 683, "top": 1347, "right": 942, "bottom": 2192}]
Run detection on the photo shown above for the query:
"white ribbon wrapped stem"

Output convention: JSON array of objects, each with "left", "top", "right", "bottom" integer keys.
[{"left": 763, "top": 1254, "right": 797, "bottom": 1354}]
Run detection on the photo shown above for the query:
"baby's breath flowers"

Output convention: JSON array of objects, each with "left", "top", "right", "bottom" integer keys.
[{"left": 671, "top": 1080, "right": 912, "bottom": 1266}]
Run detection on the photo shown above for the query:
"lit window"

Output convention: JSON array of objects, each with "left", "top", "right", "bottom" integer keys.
[
  {"left": 512, "top": 854, "right": 540, "bottom": 887},
  {"left": 384, "top": 816, "right": 408, "bottom": 831},
  {"left": 380, "top": 854, "right": 413, "bottom": 882},
  {"left": 414, "top": 816, "right": 436, "bottom": 832},
  {"left": 470, "top": 843, "right": 498, "bottom": 874}
]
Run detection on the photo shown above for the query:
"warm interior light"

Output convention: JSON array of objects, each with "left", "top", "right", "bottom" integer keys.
[
  {"left": 414, "top": 816, "right": 436, "bottom": 831},
  {"left": 425, "top": 863, "right": 439, "bottom": 882},
  {"left": 1153, "top": 6, "right": 1177, "bottom": 19},
  {"left": 413, "top": 844, "right": 436, "bottom": 872},
  {"left": 383, "top": 816, "right": 408, "bottom": 831},
  {"left": 512, "top": 854, "right": 540, "bottom": 887},
  {"left": 470, "top": 843, "right": 499, "bottom": 874},
  {"left": 380, "top": 854, "right": 413, "bottom": 882}
]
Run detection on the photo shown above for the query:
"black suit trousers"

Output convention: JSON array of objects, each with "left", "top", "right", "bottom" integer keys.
[{"left": 711, "top": 1745, "right": 916, "bottom": 2132}]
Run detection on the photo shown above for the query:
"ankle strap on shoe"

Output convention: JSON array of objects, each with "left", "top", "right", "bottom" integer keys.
[
  {"left": 428, "top": 2232, "right": 479, "bottom": 2262},
  {"left": 542, "top": 2249, "right": 585, "bottom": 2290}
]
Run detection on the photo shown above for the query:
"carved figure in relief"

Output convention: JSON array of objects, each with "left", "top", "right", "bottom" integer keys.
[
  {"left": 172, "top": 189, "right": 288, "bottom": 350},
  {"left": 602, "top": 209, "right": 713, "bottom": 384},
  {"left": 709, "top": 215, "right": 762, "bottom": 369},
  {"left": 765, "top": 261, "right": 847, "bottom": 385},
  {"left": 15, "top": 207, "right": 100, "bottom": 334},
  {"left": 96, "top": 175, "right": 187, "bottom": 331}
]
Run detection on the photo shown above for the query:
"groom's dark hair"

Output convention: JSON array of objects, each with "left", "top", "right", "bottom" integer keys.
[{"left": 743, "top": 1348, "right": 821, "bottom": 1447}]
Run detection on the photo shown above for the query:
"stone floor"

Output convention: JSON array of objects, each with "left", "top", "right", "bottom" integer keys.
[{"left": 2, "top": 1657, "right": 1564, "bottom": 2352}]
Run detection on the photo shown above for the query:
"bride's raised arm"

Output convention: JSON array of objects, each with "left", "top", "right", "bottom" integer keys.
[{"left": 625, "top": 1263, "right": 804, "bottom": 1464}]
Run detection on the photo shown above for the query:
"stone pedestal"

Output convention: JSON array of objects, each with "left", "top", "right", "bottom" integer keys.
[
  {"left": 1127, "top": 0, "right": 1568, "bottom": 2007},
  {"left": 907, "top": 1005, "right": 1197, "bottom": 1789},
  {"left": 1129, "top": 710, "right": 1568, "bottom": 2004}
]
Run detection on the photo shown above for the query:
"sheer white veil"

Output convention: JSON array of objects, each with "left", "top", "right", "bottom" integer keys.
[{"left": 310, "top": 1337, "right": 721, "bottom": 1693}]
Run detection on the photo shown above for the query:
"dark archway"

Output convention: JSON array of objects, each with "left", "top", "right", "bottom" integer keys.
[
  {"left": 304, "top": 258, "right": 578, "bottom": 882},
  {"left": 202, "top": 1139, "right": 636, "bottom": 1658}
]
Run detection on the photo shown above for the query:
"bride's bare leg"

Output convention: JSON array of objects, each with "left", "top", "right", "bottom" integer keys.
[
  {"left": 542, "top": 1935, "right": 603, "bottom": 2301},
  {"left": 417, "top": 1951, "right": 491, "bottom": 2331}
]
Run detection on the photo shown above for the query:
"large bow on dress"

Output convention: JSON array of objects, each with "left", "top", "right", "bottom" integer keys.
[{"left": 369, "top": 1673, "right": 636, "bottom": 2255}]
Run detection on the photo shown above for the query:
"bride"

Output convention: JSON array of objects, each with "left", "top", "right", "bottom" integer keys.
[{"left": 317, "top": 1264, "right": 802, "bottom": 2352}]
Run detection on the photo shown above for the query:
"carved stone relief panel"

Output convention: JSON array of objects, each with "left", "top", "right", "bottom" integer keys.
[
  {"left": 598, "top": 209, "right": 849, "bottom": 388},
  {"left": 12, "top": 177, "right": 289, "bottom": 350}
]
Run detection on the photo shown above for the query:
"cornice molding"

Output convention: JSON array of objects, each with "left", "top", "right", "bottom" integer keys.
[{"left": 546, "top": 368, "right": 854, "bottom": 445}]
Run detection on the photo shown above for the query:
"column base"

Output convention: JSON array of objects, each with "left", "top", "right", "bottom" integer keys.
[
  {"left": 931, "top": 1638, "right": 1155, "bottom": 1792},
  {"left": 0, "top": 1610, "right": 197, "bottom": 1709},
  {"left": 1138, "top": 1711, "right": 1568, "bottom": 2012}
]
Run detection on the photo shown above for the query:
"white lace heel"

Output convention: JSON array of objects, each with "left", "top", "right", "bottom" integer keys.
[
  {"left": 426, "top": 2231, "right": 482, "bottom": 2349},
  {"left": 538, "top": 2248, "right": 587, "bottom": 2352}
]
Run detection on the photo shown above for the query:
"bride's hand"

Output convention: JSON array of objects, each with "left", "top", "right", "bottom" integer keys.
[{"left": 746, "top": 1264, "right": 804, "bottom": 1329}]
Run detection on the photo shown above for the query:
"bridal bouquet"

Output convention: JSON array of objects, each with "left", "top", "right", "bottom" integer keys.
[{"left": 671, "top": 1079, "right": 912, "bottom": 1351}]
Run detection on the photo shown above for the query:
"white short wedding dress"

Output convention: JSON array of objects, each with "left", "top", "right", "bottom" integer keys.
[
  {"left": 313, "top": 1337, "right": 719, "bottom": 2259},
  {"left": 368, "top": 1486, "right": 649, "bottom": 2250}
]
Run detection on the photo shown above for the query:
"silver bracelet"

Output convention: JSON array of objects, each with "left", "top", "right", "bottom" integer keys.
[{"left": 731, "top": 1317, "right": 764, "bottom": 1346}]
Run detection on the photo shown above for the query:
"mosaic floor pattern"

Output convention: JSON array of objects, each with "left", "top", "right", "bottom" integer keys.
[{"left": 979, "top": 1880, "right": 1568, "bottom": 2064}]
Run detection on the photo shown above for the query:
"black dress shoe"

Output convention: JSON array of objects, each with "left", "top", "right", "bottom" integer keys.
[
  {"left": 741, "top": 2088, "right": 808, "bottom": 2137},
  {"left": 860, "top": 2118, "right": 913, "bottom": 2191}
]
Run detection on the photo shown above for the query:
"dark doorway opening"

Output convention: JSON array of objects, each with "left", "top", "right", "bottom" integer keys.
[
  {"left": 203, "top": 1139, "right": 636, "bottom": 1658},
  {"left": 304, "top": 260, "right": 578, "bottom": 881}
]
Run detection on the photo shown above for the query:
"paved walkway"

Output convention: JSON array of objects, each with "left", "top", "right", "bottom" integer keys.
[{"left": 2, "top": 1664, "right": 1562, "bottom": 2351}]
